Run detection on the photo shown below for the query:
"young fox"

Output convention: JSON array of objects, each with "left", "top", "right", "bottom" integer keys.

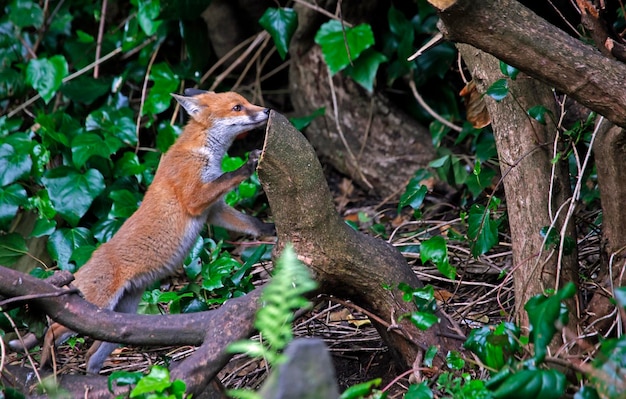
[{"left": 34, "top": 90, "right": 274, "bottom": 373}]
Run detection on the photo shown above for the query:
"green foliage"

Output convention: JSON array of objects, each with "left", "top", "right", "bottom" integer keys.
[
  {"left": 398, "top": 283, "right": 440, "bottom": 330},
  {"left": 419, "top": 235, "right": 456, "bottom": 279},
  {"left": 485, "top": 79, "right": 509, "bottom": 102},
  {"left": 467, "top": 197, "right": 501, "bottom": 258},
  {"left": 228, "top": 244, "right": 317, "bottom": 366},
  {"left": 524, "top": 281, "right": 575, "bottom": 363},
  {"left": 464, "top": 322, "right": 520, "bottom": 370},
  {"left": 108, "top": 365, "right": 187, "bottom": 398},
  {"left": 339, "top": 378, "right": 382, "bottom": 399},
  {"left": 259, "top": 8, "right": 298, "bottom": 60}
]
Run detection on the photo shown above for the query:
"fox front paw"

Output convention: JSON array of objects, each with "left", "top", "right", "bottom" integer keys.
[{"left": 246, "top": 149, "right": 262, "bottom": 172}]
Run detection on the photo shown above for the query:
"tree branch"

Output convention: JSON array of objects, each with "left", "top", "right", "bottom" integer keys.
[
  {"left": 0, "top": 265, "right": 260, "bottom": 347},
  {"left": 432, "top": 0, "right": 626, "bottom": 128}
]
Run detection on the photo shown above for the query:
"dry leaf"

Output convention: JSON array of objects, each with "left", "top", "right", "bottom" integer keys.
[{"left": 460, "top": 80, "right": 491, "bottom": 128}]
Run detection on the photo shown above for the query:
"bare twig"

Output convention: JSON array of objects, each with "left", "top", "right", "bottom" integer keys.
[{"left": 94, "top": 0, "right": 108, "bottom": 78}]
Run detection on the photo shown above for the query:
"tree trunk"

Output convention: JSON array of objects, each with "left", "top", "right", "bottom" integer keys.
[
  {"left": 258, "top": 111, "right": 460, "bottom": 370},
  {"left": 457, "top": 45, "right": 579, "bottom": 333},
  {"left": 587, "top": 120, "right": 626, "bottom": 332}
]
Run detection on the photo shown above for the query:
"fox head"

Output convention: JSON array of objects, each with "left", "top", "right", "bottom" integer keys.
[{"left": 171, "top": 90, "right": 270, "bottom": 140}]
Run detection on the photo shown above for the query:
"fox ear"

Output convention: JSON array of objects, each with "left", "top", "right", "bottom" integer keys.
[{"left": 171, "top": 93, "right": 205, "bottom": 120}]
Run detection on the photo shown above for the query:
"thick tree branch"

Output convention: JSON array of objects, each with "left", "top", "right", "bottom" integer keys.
[
  {"left": 0, "top": 265, "right": 260, "bottom": 347},
  {"left": 258, "top": 112, "right": 460, "bottom": 370},
  {"left": 431, "top": 0, "right": 626, "bottom": 128}
]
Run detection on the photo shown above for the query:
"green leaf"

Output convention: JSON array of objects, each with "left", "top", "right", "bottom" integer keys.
[
  {"left": 464, "top": 322, "right": 520, "bottom": 370},
  {"left": 30, "top": 217, "right": 57, "bottom": 237},
  {"left": 9, "top": 0, "right": 44, "bottom": 28},
  {"left": 423, "top": 346, "right": 438, "bottom": 368},
  {"left": 130, "top": 365, "right": 171, "bottom": 397},
  {"left": 408, "top": 311, "right": 440, "bottom": 330},
  {"left": 527, "top": 105, "right": 549, "bottom": 125},
  {"left": 399, "top": 169, "right": 431, "bottom": 212},
  {"left": 259, "top": 7, "right": 298, "bottom": 60},
  {"left": 0, "top": 183, "right": 27, "bottom": 229},
  {"left": 137, "top": 0, "right": 163, "bottom": 36},
  {"left": 314, "top": 20, "right": 375, "bottom": 75},
  {"left": 485, "top": 78, "right": 509, "bottom": 102},
  {"left": 0, "top": 233, "right": 28, "bottom": 266},
  {"left": 446, "top": 351, "right": 465, "bottom": 370},
  {"left": 420, "top": 236, "right": 456, "bottom": 279},
  {"left": 42, "top": 167, "right": 106, "bottom": 226},
  {"left": 47, "top": 227, "right": 94, "bottom": 272},
  {"left": 405, "top": 382, "right": 433, "bottom": 399},
  {"left": 344, "top": 48, "right": 387, "bottom": 92},
  {"left": 524, "top": 282, "right": 575, "bottom": 363},
  {"left": 25, "top": 55, "right": 68, "bottom": 103},
  {"left": 108, "top": 189, "right": 141, "bottom": 219},
  {"left": 114, "top": 152, "right": 146, "bottom": 179},
  {"left": 0, "top": 134, "right": 34, "bottom": 186},
  {"left": 144, "top": 63, "right": 179, "bottom": 116},
  {"left": 290, "top": 107, "right": 325, "bottom": 131},
  {"left": 467, "top": 203, "right": 499, "bottom": 257},
  {"left": 86, "top": 108, "right": 137, "bottom": 146},
  {"left": 61, "top": 76, "right": 111, "bottom": 105},
  {"left": 340, "top": 378, "right": 381, "bottom": 399},
  {"left": 108, "top": 371, "right": 143, "bottom": 392},
  {"left": 492, "top": 369, "right": 565, "bottom": 399},
  {"left": 574, "top": 386, "right": 600, "bottom": 399},
  {"left": 499, "top": 61, "right": 519, "bottom": 80},
  {"left": 71, "top": 133, "right": 121, "bottom": 168}
]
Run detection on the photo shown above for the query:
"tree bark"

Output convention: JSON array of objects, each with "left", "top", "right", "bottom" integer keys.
[
  {"left": 587, "top": 120, "right": 626, "bottom": 332},
  {"left": 457, "top": 46, "right": 579, "bottom": 333},
  {"left": 258, "top": 111, "right": 459, "bottom": 369},
  {"left": 430, "top": 0, "right": 626, "bottom": 129}
]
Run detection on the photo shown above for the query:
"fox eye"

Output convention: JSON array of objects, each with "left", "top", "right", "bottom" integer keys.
[{"left": 232, "top": 104, "right": 242, "bottom": 112}]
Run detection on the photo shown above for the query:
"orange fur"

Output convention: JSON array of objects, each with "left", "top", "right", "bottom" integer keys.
[{"left": 38, "top": 90, "right": 274, "bottom": 373}]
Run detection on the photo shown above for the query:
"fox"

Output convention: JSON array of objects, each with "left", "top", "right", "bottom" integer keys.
[{"left": 11, "top": 90, "right": 274, "bottom": 374}]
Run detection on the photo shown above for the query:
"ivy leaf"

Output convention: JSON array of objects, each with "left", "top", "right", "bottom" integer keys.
[
  {"left": 407, "top": 311, "right": 440, "bottom": 331},
  {"left": 137, "top": 0, "right": 163, "bottom": 36},
  {"left": 420, "top": 236, "right": 456, "bottom": 279},
  {"left": 485, "top": 78, "right": 509, "bottom": 102},
  {"left": 42, "top": 167, "right": 105, "bottom": 226},
  {"left": 259, "top": 7, "right": 298, "bottom": 60},
  {"left": 0, "top": 183, "right": 27, "bottom": 229},
  {"left": 71, "top": 133, "right": 121, "bottom": 168},
  {"left": 25, "top": 55, "right": 68, "bottom": 103},
  {"left": 0, "top": 135, "right": 33, "bottom": 186},
  {"left": 314, "top": 20, "right": 375, "bottom": 75},
  {"left": 524, "top": 282, "right": 576, "bottom": 363},
  {"left": 344, "top": 48, "right": 388, "bottom": 92},
  {"left": 61, "top": 76, "right": 111, "bottom": 105},
  {"left": 108, "top": 189, "right": 141, "bottom": 219},
  {"left": 47, "top": 227, "right": 94, "bottom": 272},
  {"left": 290, "top": 107, "right": 325, "bottom": 131},
  {"left": 399, "top": 169, "right": 431, "bottom": 212},
  {"left": 527, "top": 105, "right": 549, "bottom": 125},
  {"left": 144, "top": 63, "right": 179, "bottom": 116},
  {"left": 492, "top": 369, "right": 565, "bottom": 399},
  {"left": 130, "top": 365, "right": 172, "bottom": 397},
  {"left": 467, "top": 203, "right": 499, "bottom": 257},
  {"left": 405, "top": 382, "right": 433, "bottom": 399},
  {"left": 86, "top": 108, "right": 137, "bottom": 146},
  {"left": 0, "top": 232, "right": 28, "bottom": 266},
  {"left": 499, "top": 61, "right": 519, "bottom": 80},
  {"left": 9, "top": 0, "right": 44, "bottom": 28}
]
